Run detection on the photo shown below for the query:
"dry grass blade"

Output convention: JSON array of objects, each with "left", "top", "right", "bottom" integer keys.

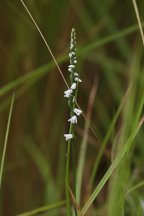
[
  {"left": 132, "top": 0, "right": 144, "bottom": 46},
  {"left": 68, "top": 184, "right": 83, "bottom": 216},
  {"left": 19, "top": 0, "right": 69, "bottom": 89}
]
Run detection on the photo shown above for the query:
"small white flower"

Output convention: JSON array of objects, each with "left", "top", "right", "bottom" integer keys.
[
  {"left": 74, "top": 108, "right": 82, "bottom": 116},
  {"left": 74, "top": 60, "right": 77, "bottom": 64},
  {"left": 70, "top": 44, "right": 74, "bottom": 49},
  {"left": 68, "top": 115, "right": 77, "bottom": 124},
  {"left": 64, "top": 89, "right": 72, "bottom": 98},
  {"left": 69, "top": 53, "right": 72, "bottom": 58},
  {"left": 68, "top": 68, "right": 73, "bottom": 72},
  {"left": 71, "top": 52, "right": 75, "bottom": 55},
  {"left": 68, "top": 65, "right": 75, "bottom": 68},
  {"left": 64, "top": 134, "right": 73, "bottom": 141},
  {"left": 74, "top": 73, "right": 78, "bottom": 76},
  {"left": 75, "top": 77, "right": 82, "bottom": 82},
  {"left": 71, "top": 83, "right": 76, "bottom": 90}
]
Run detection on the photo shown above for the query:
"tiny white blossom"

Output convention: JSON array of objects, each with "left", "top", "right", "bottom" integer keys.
[
  {"left": 74, "top": 108, "right": 82, "bottom": 116},
  {"left": 68, "top": 68, "right": 73, "bottom": 72},
  {"left": 74, "top": 73, "right": 78, "bottom": 76},
  {"left": 64, "top": 89, "right": 72, "bottom": 98},
  {"left": 68, "top": 65, "right": 75, "bottom": 68},
  {"left": 70, "top": 44, "right": 74, "bottom": 49},
  {"left": 64, "top": 134, "right": 73, "bottom": 141},
  {"left": 71, "top": 52, "right": 75, "bottom": 55},
  {"left": 69, "top": 53, "right": 72, "bottom": 58},
  {"left": 71, "top": 83, "right": 76, "bottom": 90},
  {"left": 75, "top": 77, "right": 82, "bottom": 82},
  {"left": 74, "top": 60, "right": 77, "bottom": 64},
  {"left": 68, "top": 115, "right": 77, "bottom": 124}
]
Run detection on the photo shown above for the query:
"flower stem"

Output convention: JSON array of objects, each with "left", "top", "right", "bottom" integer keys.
[{"left": 65, "top": 28, "right": 80, "bottom": 216}]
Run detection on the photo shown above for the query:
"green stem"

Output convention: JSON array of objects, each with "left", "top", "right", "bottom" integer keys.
[
  {"left": 72, "top": 82, "right": 79, "bottom": 216},
  {"left": 66, "top": 124, "right": 73, "bottom": 216},
  {"left": 72, "top": 138, "right": 77, "bottom": 216}
]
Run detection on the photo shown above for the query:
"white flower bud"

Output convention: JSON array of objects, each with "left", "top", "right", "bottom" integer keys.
[
  {"left": 68, "top": 65, "right": 75, "bottom": 68},
  {"left": 64, "top": 134, "right": 73, "bottom": 141},
  {"left": 71, "top": 83, "right": 76, "bottom": 90},
  {"left": 69, "top": 53, "right": 72, "bottom": 58},
  {"left": 64, "top": 89, "right": 72, "bottom": 98},
  {"left": 68, "top": 68, "right": 73, "bottom": 72},
  {"left": 74, "top": 73, "right": 78, "bottom": 76},
  {"left": 75, "top": 77, "right": 82, "bottom": 82},
  {"left": 74, "top": 108, "right": 82, "bottom": 116},
  {"left": 68, "top": 115, "right": 77, "bottom": 124}
]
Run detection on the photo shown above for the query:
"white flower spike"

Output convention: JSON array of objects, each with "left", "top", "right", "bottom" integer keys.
[
  {"left": 71, "top": 83, "right": 76, "bottom": 90},
  {"left": 64, "top": 89, "right": 72, "bottom": 98},
  {"left": 74, "top": 108, "right": 83, "bottom": 116},
  {"left": 68, "top": 115, "right": 77, "bottom": 124},
  {"left": 64, "top": 134, "right": 73, "bottom": 141}
]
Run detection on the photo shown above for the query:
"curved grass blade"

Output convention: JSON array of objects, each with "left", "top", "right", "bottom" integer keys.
[
  {"left": 0, "top": 91, "right": 15, "bottom": 189},
  {"left": 127, "top": 180, "right": 144, "bottom": 194},
  {"left": 16, "top": 200, "right": 66, "bottom": 216},
  {"left": 132, "top": 0, "right": 144, "bottom": 46},
  {"left": 68, "top": 184, "right": 83, "bottom": 216}
]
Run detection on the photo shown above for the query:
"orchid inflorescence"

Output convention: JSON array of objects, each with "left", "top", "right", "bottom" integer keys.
[{"left": 64, "top": 28, "right": 82, "bottom": 141}]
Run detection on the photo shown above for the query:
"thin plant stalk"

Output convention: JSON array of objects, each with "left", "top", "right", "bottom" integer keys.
[
  {"left": 132, "top": 0, "right": 144, "bottom": 46},
  {"left": 65, "top": 28, "right": 81, "bottom": 216}
]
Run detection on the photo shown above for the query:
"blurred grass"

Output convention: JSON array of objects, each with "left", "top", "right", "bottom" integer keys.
[{"left": 0, "top": 0, "right": 144, "bottom": 215}]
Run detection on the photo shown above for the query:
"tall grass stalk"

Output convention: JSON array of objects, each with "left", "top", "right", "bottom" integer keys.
[{"left": 132, "top": 0, "right": 144, "bottom": 46}]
